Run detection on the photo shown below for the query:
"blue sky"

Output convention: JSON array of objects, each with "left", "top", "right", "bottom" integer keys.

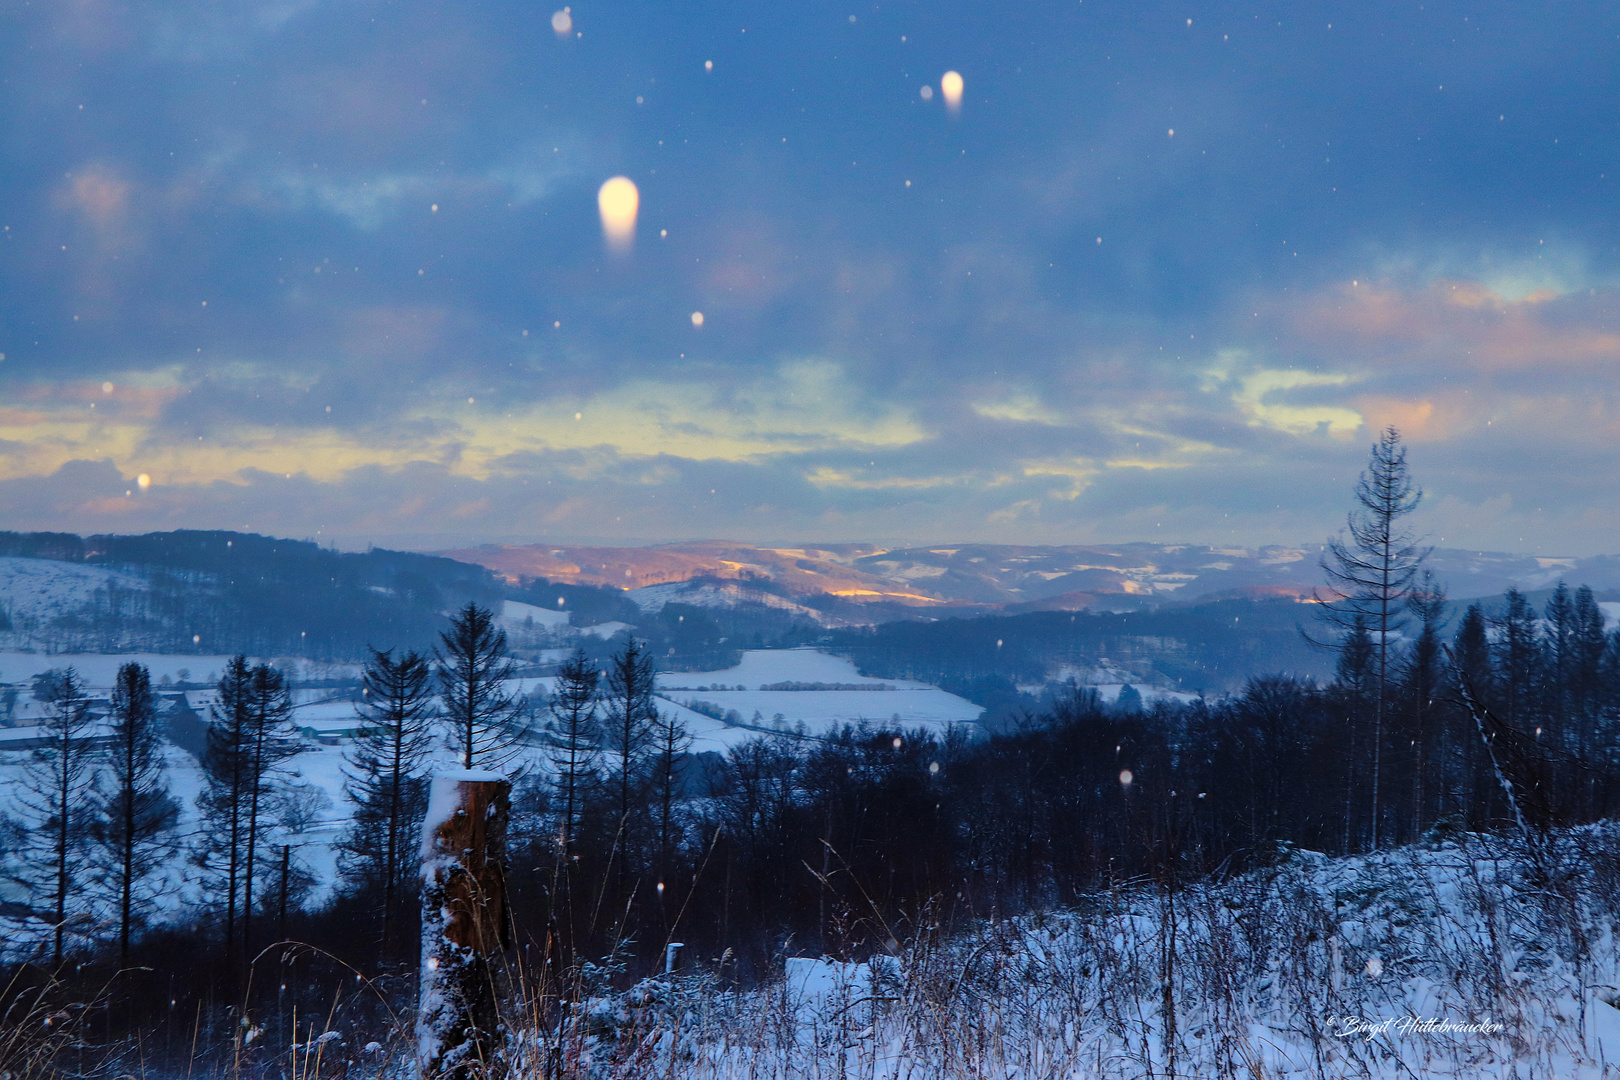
[{"left": 3, "top": 0, "right": 1619, "bottom": 552}]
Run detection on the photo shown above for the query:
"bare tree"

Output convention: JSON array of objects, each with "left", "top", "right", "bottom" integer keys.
[
  {"left": 1312, "top": 425, "right": 1429, "bottom": 848},
  {"left": 436, "top": 602, "right": 524, "bottom": 770},
  {"left": 93, "top": 662, "right": 179, "bottom": 966},
  {"left": 340, "top": 648, "right": 435, "bottom": 956}
]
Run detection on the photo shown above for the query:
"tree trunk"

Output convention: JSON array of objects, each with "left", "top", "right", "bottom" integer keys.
[{"left": 419, "top": 773, "right": 511, "bottom": 1080}]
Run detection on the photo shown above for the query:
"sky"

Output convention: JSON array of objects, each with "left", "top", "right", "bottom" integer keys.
[{"left": 2, "top": 0, "right": 1619, "bottom": 554}]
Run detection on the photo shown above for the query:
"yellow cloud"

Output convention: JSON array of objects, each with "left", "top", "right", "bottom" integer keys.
[
  {"left": 804, "top": 467, "right": 971, "bottom": 490},
  {"left": 971, "top": 391, "right": 1062, "bottom": 425},
  {"left": 0, "top": 360, "right": 929, "bottom": 486},
  {"left": 1207, "top": 350, "right": 1363, "bottom": 438},
  {"left": 462, "top": 359, "right": 927, "bottom": 474}
]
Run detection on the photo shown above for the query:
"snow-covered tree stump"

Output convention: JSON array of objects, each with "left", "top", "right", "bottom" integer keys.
[{"left": 418, "top": 771, "right": 511, "bottom": 1080}]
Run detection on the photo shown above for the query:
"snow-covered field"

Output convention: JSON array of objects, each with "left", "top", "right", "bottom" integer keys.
[
  {"left": 518, "top": 827, "right": 1620, "bottom": 1079},
  {"left": 657, "top": 648, "right": 984, "bottom": 736}
]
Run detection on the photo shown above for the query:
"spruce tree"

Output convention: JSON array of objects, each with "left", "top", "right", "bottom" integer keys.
[
  {"left": 1401, "top": 572, "right": 1447, "bottom": 841},
  {"left": 1451, "top": 603, "right": 1495, "bottom": 826},
  {"left": 1571, "top": 585, "right": 1608, "bottom": 815},
  {"left": 649, "top": 705, "right": 691, "bottom": 893},
  {"left": 241, "top": 664, "right": 298, "bottom": 958},
  {"left": 544, "top": 649, "right": 600, "bottom": 859},
  {"left": 10, "top": 668, "right": 97, "bottom": 966},
  {"left": 1492, "top": 588, "right": 1540, "bottom": 730},
  {"left": 1543, "top": 583, "right": 1577, "bottom": 745},
  {"left": 340, "top": 648, "right": 435, "bottom": 957},
  {"left": 93, "top": 662, "right": 179, "bottom": 966},
  {"left": 436, "top": 602, "right": 524, "bottom": 770},
  {"left": 1313, "top": 426, "right": 1429, "bottom": 848},
  {"left": 199, "top": 657, "right": 299, "bottom": 979},
  {"left": 602, "top": 638, "right": 656, "bottom": 878},
  {"left": 1453, "top": 603, "right": 1492, "bottom": 698}
]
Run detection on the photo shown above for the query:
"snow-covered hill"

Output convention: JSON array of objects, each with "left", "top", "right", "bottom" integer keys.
[
  {"left": 528, "top": 827, "right": 1620, "bottom": 1079},
  {"left": 447, "top": 540, "right": 1620, "bottom": 618},
  {"left": 0, "top": 556, "right": 150, "bottom": 625}
]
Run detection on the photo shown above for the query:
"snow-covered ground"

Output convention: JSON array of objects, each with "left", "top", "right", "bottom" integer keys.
[
  {"left": 657, "top": 648, "right": 925, "bottom": 690},
  {"left": 0, "top": 556, "right": 149, "bottom": 624},
  {"left": 500, "top": 599, "right": 569, "bottom": 631},
  {"left": 657, "top": 648, "right": 983, "bottom": 736},
  {"left": 532, "top": 827, "right": 1620, "bottom": 1079}
]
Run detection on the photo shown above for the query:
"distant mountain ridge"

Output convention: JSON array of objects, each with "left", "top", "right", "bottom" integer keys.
[{"left": 438, "top": 540, "right": 1620, "bottom": 613}]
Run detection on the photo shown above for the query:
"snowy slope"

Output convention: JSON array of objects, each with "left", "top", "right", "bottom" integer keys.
[
  {"left": 656, "top": 648, "right": 927, "bottom": 690},
  {"left": 551, "top": 827, "right": 1620, "bottom": 1080},
  {"left": 501, "top": 599, "right": 569, "bottom": 630},
  {"left": 0, "top": 556, "right": 149, "bottom": 623}
]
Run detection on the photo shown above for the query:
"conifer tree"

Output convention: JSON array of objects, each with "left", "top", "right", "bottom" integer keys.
[
  {"left": 1451, "top": 603, "right": 1495, "bottom": 825},
  {"left": 1333, "top": 616, "right": 1375, "bottom": 849},
  {"left": 1492, "top": 588, "right": 1540, "bottom": 730},
  {"left": 602, "top": 638, "right": 656, "bottom": 877},
  {"left": 1453, "top": 603, "right": 1492, "bottom": 697},
  {"left": 199, "top": 657, "right": 299, "bottom": 978},
  {"left": 10, "top": 668, "right": 97, "bottom": 966},
  {"left": 544, "top": 649, "right": 600, "bottom": 859},
  {"left": 649, "top": 706, "right": 691, "bottom": 891},
  {"left": 1401, "top": 571, "right": 1447, "bottom": 841},
  {"left": 436, "top": 602, "right": 524, "bottom": 770},
  {"left": 1571, "top": 585, "right": 1608, "bottom": 815},
  {"left": 1543, "top": 583, "right": 1577, "bottom": 744},
  {"left": 340, "top": 648, "right": 435, "bottom": 957},
  {"left": 93, "top": 662, "right": 179, "bottom": 965},
  {"left": 1313, "top": 426, "right": 1428, "bottom": 848},
  {"left": 241, "top": 663, "right": 298, "bottom": 958}
]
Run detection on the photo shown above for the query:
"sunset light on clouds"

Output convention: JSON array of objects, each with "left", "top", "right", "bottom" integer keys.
[{"left": 2, "top": 1, "right": 1619, "bottom": 552}]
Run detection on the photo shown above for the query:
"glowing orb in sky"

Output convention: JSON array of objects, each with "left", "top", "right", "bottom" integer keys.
[
  {"left": 691, "top": 311, "right": 705, "bottom": 327},
  {"left": 941, "top": 70, "right": 963, "bottom": 112},
  {"left": 137, "top": 473, "right": 151, "bottom": 489},
  {"left": 597, "top": 176, "right": 639, "bottom": 251},
  {"left": 551, "top": 8, "right": 572, "bottom": 36}
]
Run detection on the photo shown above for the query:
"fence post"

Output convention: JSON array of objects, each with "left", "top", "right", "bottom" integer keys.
[{"left": 418, "top": 771, "right": 511, "bottom": 1080}]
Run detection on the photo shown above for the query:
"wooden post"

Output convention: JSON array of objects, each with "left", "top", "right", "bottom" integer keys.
[{"left": 418, "top": 772, "right": 511, "bottom": 1080}]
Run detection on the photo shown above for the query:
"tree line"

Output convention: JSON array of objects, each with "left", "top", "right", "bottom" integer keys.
[{"left": 4, "top": 585, "right": 1620, "bottom": 1061}]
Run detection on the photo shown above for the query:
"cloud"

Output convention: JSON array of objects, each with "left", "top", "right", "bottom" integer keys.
[
  {"left": 268, "top": 172, "right": 442, "bottom": 230},
  {"left": 972, "top": 391, "right": 1062, "bottom": 425},
  {"left": 1203, "top": 351, "right": 1363, "bottom": 438},
  {"left": 6, "top": 0, "right": 1620, "bottom": 554},
  {"left": 1290, "top": 279, "right": 1620, "bottom": 373}
]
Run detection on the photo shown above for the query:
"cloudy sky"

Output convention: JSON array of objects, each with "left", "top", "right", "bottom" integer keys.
[{"left": 3, "top": 0, "right": 1618, "bottom": 552}]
